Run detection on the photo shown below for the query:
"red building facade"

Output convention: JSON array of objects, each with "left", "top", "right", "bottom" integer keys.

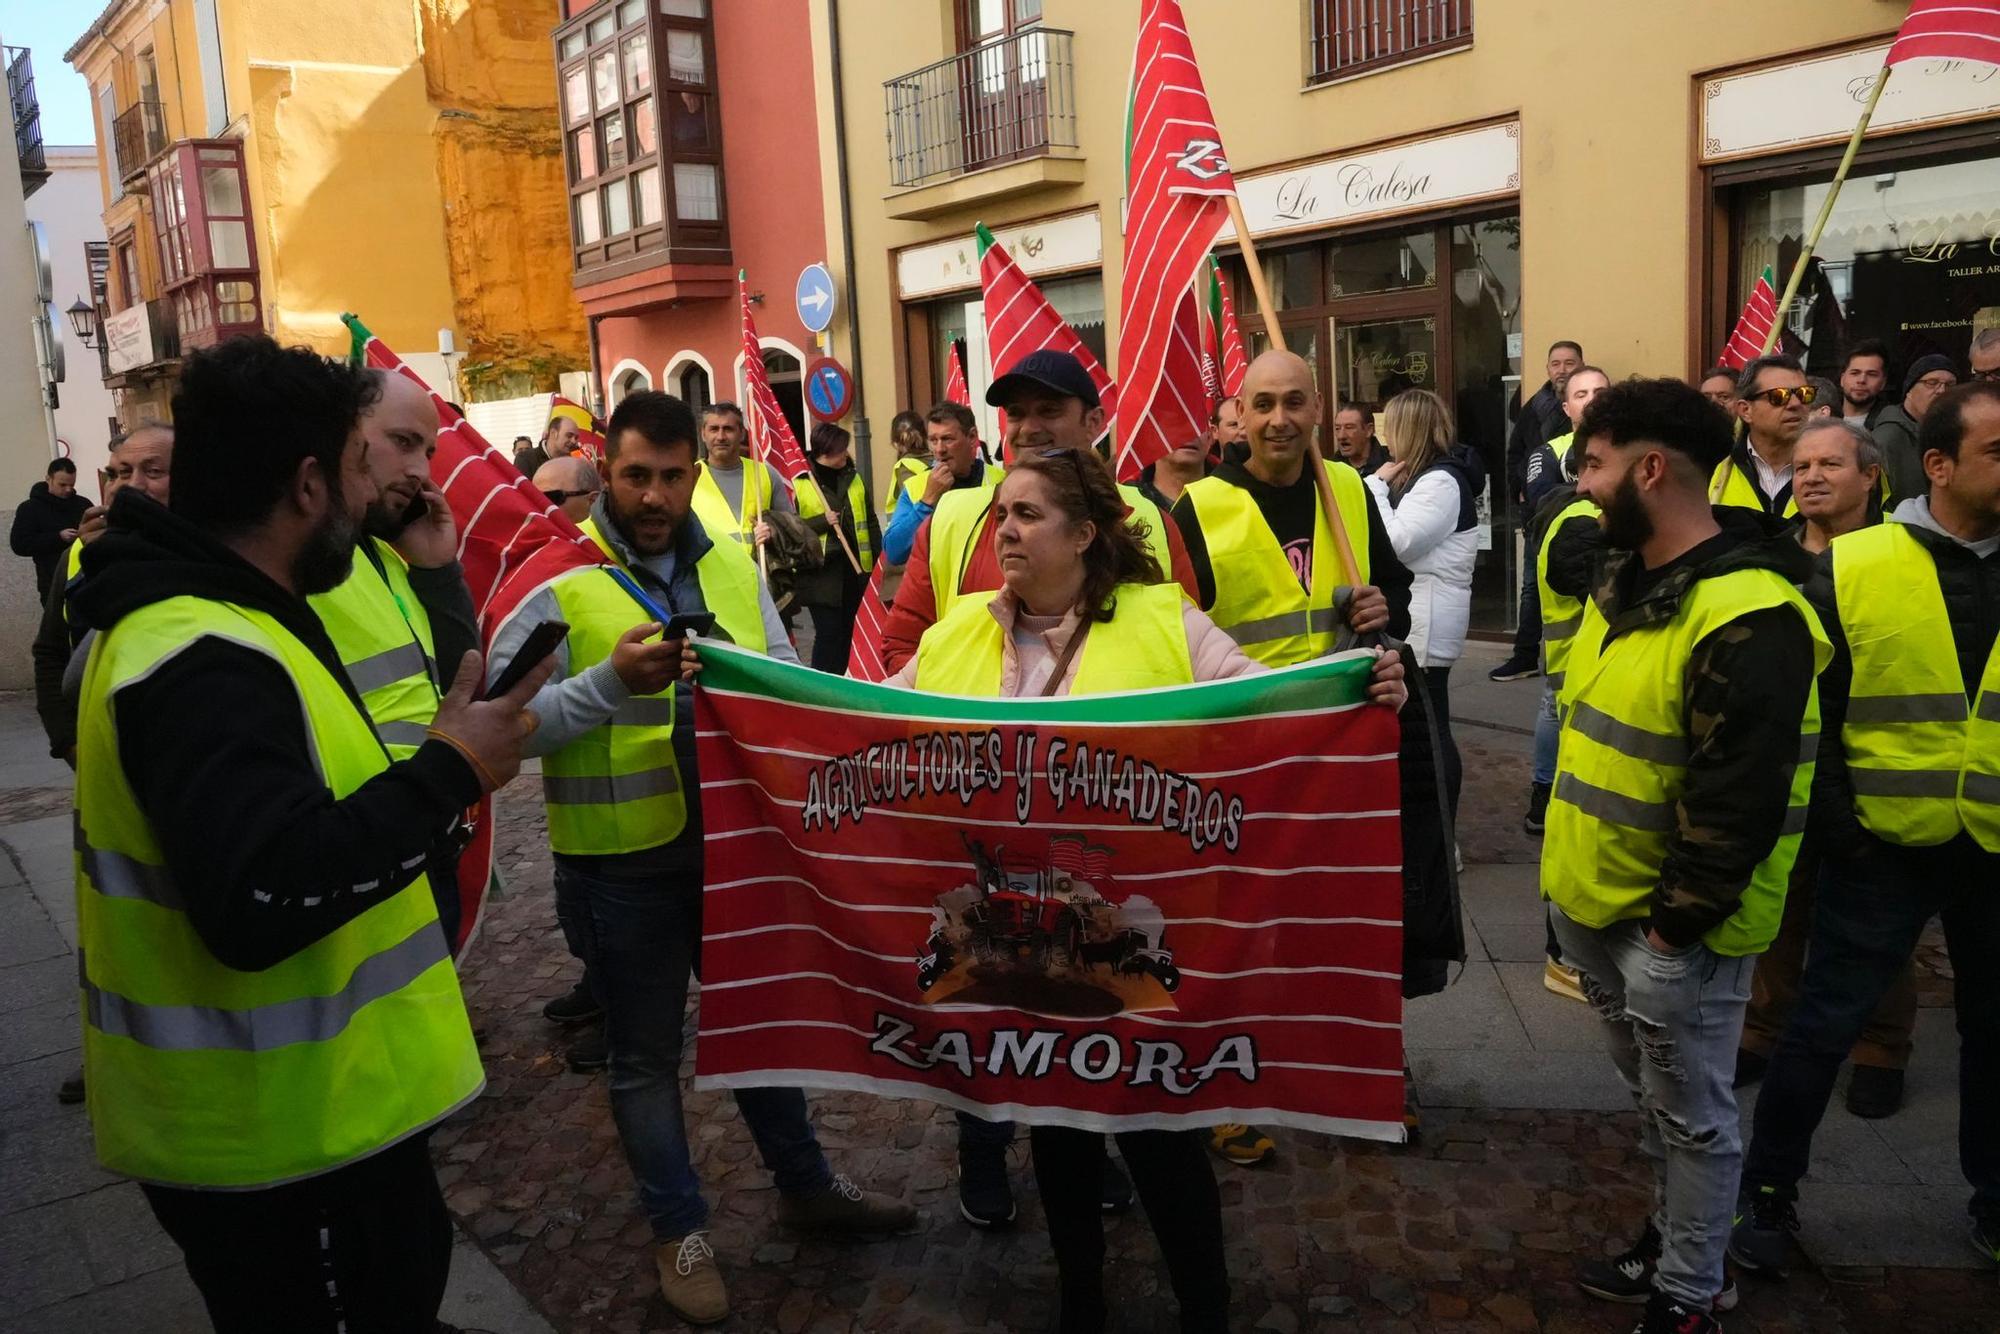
[{"left": 554, "top": 0, "right": 828, "bottom": 440}]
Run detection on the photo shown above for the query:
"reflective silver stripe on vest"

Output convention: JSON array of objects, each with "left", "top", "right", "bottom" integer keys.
[
  {"left": 1977, "top": 693, "right": 2000, "bottom": 724},
  {"left": 345, "top": 641, "right": 430, "bottom": 695},
  {"left": 1222, "top": 606, "right": 1341, "bottom": 648},
  {"left": 80, "top": 922, "right": 449, "bottom": 1053},
  {"left": 1796, "top": 732, "right": 1820, "bottom": 766},
  {"left": 1781, "top": 802, "right": 1810, "bottom": 836},
  {"left": 1546, "top": 671, "right": 1565, "bottom": 693},
  {"left": 1964, "top": 771, "right": 2000, "bottom": 806},
  {"left": 1554, "top": 773, "right": 1675, "bottom": 832},
  {"left": 1569, "top": 702, "right": 1689, "bottom": 767},
  {"left": 1849, "top": 767, "right": 1962, "bottom": 798},
  {"left": 375, "top": 720, "right": 432, "bottom": 749},
  {"left": 612, "top": 696, "right": 677, "bottom": 727},
  {"left": 1845, "top": 693, "right": 1968, "bottom": 725},
  {"left": 543, "top": 767, "right": 682, "bottom": 804},
  {"left": 1542, "top": 614, "right": 1581, "bottom": 642},
  {"left": 76, "top": 824, "right": 184, "bottom": 911}
]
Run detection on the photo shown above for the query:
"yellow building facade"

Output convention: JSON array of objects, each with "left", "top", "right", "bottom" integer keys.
[
  {"left": 810, "top": 0, "right": 2000, "bottom": 634},
  {"left": 66, "top": 0, "right": 587, "bottom": 426}
]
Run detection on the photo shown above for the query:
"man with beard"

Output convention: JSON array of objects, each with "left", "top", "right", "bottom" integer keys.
[
  {"left": 1545, "top": 378, "right": 1825, "bottom": 1333},
  {"left": 1716, "top": 353, "right": 1813, "bottom": 515},
  {"left": 1836, "top": 339, "right": 1891, "bottom": 427},
  {"left": 484, "top": 391, "right": 912, "bottom": 1326},
  {"left": 308, "top": 371, "right": 482, "bottom": 946},
  {"left": 67, "top": 335, "right": 546, "bottom": 1332}
]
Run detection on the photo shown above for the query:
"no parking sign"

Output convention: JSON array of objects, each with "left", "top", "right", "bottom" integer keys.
[{"left": 805, "top": 357, "right": 855, "bottom": 421}]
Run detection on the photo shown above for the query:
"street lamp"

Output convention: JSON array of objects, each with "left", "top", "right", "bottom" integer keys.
[{"left": 66, "top": 297, "right": 99, "bottom": 349}]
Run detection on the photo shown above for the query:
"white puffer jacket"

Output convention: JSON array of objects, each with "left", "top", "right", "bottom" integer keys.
[{"left": 1364, "top": 467, "right": 1478, "bottom": 668}]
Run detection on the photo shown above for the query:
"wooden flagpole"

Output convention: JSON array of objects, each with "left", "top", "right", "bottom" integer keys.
[{"left": 1226, "top": 194, "right": 1362, "bottom": 588}]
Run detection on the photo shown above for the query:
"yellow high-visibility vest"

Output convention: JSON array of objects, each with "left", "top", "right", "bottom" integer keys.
[
  {"left": 913, "top": 582, "right": 1193, "bottom": 695},
  {"left": 76, "top": 596, "right": 480, "bottom": 1188},
  {"left": 1831, "top": 522, "right": 2000, "bottom": 852},
  {"left": 794, "top": 470, "right": 875, "bottom": 573},
  {"left": 1182, "top": 460, "right": 1371, "bottom": 668},
  {"left": 691, "top": 460, "right": 777, "bottom": 544},
  {"left": 309, "top": 538, "right": 440, "bottom": 759},
  {"left": 1541, "top": 567, "right": 1830, "bottom": 955},
  {"left": 1535, "top": 496, "right": 1600, "bottom": 694},
  {"left": 539, "top": 517, "right": 767, "bottom": 854}
]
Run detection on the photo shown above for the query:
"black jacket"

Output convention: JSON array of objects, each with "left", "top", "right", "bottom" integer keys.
[
  {"left": 11, "top": 481, "right": 92, "bottom": 596},
  {"left": 1505, "top": 383, "right": 1563, "bottom": 502},
  {"left": 1806, "top": 511, "right": 2000, "bottom": 858},
  {"left": 68, "top": 491, "right": 480, "bottom": 971},
  {"left": 1584, "top": 509, "right": 1820, "bottom": 946}
]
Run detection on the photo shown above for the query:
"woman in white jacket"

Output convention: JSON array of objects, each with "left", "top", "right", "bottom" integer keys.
[{"left": 1363, "top": 389, "right": 1485, "bottom": 818}]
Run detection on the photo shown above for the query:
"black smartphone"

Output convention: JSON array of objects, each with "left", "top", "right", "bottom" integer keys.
[
  {"left": 662, "top": 611, "right": 717, "bottom": 639},
  {"left": 483, "top": 620, "right": 568, "bottom": 700},
  {"left": 399, "top": 491, "right": 431, "bottom": 527}
]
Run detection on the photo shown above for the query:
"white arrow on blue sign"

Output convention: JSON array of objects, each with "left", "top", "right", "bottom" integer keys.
[{"left": 795, "top": 263, "right": 836, "bottom": 333}]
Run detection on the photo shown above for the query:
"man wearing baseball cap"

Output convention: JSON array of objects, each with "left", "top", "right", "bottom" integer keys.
[{"left": 878, "top": 349, "right": 1196, "bottom": 672}]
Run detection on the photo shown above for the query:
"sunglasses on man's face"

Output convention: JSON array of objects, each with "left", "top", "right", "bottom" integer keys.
[
  {"left": 1751, "top": 385, "right": 1818, "bottom": 408},
  {"left": 542, "top": 488, "right": 600, "bottom": 506}
]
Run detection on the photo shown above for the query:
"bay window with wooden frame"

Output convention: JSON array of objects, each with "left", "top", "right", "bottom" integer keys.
[
  {"left": 557, "top": 0, "right": 729, "bottom": 281},
  {"left": 146, "top": 139, "right": 262, "bottom": 351}
]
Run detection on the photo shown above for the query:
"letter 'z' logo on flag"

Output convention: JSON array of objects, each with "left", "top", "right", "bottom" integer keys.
[{"left": 1169, "top": 138, "right": 1230, "bottom": 181}]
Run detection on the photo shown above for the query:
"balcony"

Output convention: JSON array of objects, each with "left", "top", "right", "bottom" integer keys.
[
  {"left": 112, "top": 100, "right": 168, "bottom": 184},
  {"left": 883, "top": 28, "right": 1081, "bottom": 219},
  {"left": 6, "top": 46, "right": 47, "bottom": 198},
  {"left": 1309, "top": 0, "right": 1473, "bottom": 84}
]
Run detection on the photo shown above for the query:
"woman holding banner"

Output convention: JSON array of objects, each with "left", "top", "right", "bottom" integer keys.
[{"left": 886, "top": 448, "right": 1404, "bottom": 1333}]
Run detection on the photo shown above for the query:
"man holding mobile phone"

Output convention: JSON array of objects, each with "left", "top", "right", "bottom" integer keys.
[
  {"left": 308, "top": 370, "right": 483, "bottom": 947},
  {"left": 484, "top": 390, "right": 913, "bottom": 1327}
]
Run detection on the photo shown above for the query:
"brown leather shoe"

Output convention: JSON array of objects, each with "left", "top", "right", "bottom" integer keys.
[
  {"left": 775, "top": 1173, "right": 917, "bottom": 1234},
  {"left": 654, "top": 1231, "right": 728, "bottom": 1326}
]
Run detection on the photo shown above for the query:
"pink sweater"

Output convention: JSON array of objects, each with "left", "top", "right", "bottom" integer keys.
[{"left": 886, "top": 586, "right": 1262, "bottom": 697}]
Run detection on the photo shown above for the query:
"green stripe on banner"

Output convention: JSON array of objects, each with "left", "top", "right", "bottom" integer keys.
[{"left": 694, "top": 641, "right": 1376, "bottom": 724}]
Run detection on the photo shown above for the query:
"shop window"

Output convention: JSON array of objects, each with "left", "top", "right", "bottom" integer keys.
[
  {"left": 557, "top": 0, "right": 727, "bottom": 272},
  {"left": 1308, "top": 0, "right": 1472, "bottom": 83},
  {"left": 1329, "top": 228, "right": 1437, "bottom": 298},
  {"left": 145, "top": 139, "right": 260, "bottom": 351},
  {"left": 1731, "top": 150, "right": 2000, "bottom": 380}
]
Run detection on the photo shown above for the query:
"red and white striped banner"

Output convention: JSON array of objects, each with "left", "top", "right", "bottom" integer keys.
[
  {"left": 693, "top": 645, "right": 1408, "bottom": 1138},
  {"left": 739, "top": 272, "right": 811, "bottom": 488},
  {"left": 1887, "top": 1, "right": 2000, "bottom": 66}
]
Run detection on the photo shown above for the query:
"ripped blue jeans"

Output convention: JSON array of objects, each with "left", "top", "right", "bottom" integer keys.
[{"left": 1550, "top": 906, "right": 1755, "bottom": 1311}]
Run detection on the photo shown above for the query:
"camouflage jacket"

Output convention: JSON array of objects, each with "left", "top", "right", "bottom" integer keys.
[{"left": 1586, "top": 508, "right": 1819, "bottom": 947}]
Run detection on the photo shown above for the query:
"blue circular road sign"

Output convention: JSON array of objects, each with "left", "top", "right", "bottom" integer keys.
[{"left": 795, "top": 263, "right": 837, "bottom": 334}]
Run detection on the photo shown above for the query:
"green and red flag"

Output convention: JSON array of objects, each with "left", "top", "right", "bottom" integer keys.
[
  {"left": 739, "top": 270, "right": 812, "bottom": 487},
  {"left": 1114, "top": 0, "right": 1238, "bottom": 482},
  {"left": 978, "top": 222, "right": 1118, "bottom": 433},
  {"left": 693, "top": 644, "right": 1408, "bottom": 1139},
  {"left": 344, "top": 314, "right": 608, "bottom": 959},
  {"left": 1717, "top": 266, "right": 1779, "bottom": 370},
  {"left": 1199, "top": 256, "right": 1247, "bottom": 402}
]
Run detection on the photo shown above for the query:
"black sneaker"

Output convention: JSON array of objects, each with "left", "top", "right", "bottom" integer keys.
[
  {"left": 1732, "top": 1048, "right": 1768, "bottom": 1088},
  {"left": 1523, "top": 782, "right": 1552, "bottom": 835},
  {"left": 1100, "top": 1155, "right": 1133, "bottom": 1214},
  {"left": 1488, "top": 654, "right": 1540, "bottom": 683},
  {"left": 1630, "top": 1290, "right": 1721, "bottom": 1333},
  {"left": 1728, "top": 1186, "right": 1800, "bottom": 1278},
  {"left": 543, "top": 979, "right": 602, "bottom": 1025},
  {"left": 957, "top": 1142, "right": 1015, "bottom": 1228},
  {"left": 1844, "top": 1064, "right": 1904, "bottom": 1119},
  {"left": 1581, "top": 1222, "right": 1738, "bottom": 1309},
  {"left": 565, "top": 1025, "right": 608, "bottom": 1073},
  {"left": 1971, "top": 1215, "right": 2000, "bottom": 1267},
  {"left": 56, "top": 1068, "right": 85, "bottom": 1105}
]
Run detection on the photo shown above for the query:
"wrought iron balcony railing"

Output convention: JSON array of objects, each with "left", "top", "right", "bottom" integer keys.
[{"left": 885, "top": 28, "right": 1077, "bottom": 190}]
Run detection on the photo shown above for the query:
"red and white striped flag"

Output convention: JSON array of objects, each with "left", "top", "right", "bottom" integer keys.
[
  {"left": 845, "top": 562, "right": 892, "bottom": 682},
  {"left": 978, "top": 223, "right": 1118, "bottom": 427},
  {"left": 1717, "top": 266, "right": 1779, "bottom": 370},
  {"left": 548, "top": 393, "right": 606, "bottom": 464},
  {"left": 1210, "top": 258, "right": 1248, "bottom": 399},
  {"left": 740, "top": 272, "right": 812, "bottom": 488},
  {"left": 944, "top": 342, "right": 971, "bottom": 406},
  {"left": 1114, "top": 0, "right": 1238, "bottom": 482},
  {"left": 1887, "top": 1, "right": 2000, "bottom": 66}
]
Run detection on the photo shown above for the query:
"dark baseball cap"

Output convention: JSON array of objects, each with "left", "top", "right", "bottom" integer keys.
[{"left": 985, "top": 348, "right": 1100, "bottom": 410}]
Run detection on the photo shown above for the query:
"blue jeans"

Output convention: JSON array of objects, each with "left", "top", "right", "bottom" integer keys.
[
  {"left": 553, "top": 858, "right": 832, "bottom": 1238},
  {"left": 1743, "top": 837, "right": 2000, "bottom": 1224},
  {"left": 1531, "top": 679, "right": 1559, "bottom": 787},
  {"left": 1552, "top": 906, "right": 1755, "bottom": 1311}
]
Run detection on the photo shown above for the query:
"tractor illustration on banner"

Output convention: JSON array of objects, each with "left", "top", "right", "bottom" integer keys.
[{"left": 915, "top": 834, "right": 1180, "bottom": 1018}]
